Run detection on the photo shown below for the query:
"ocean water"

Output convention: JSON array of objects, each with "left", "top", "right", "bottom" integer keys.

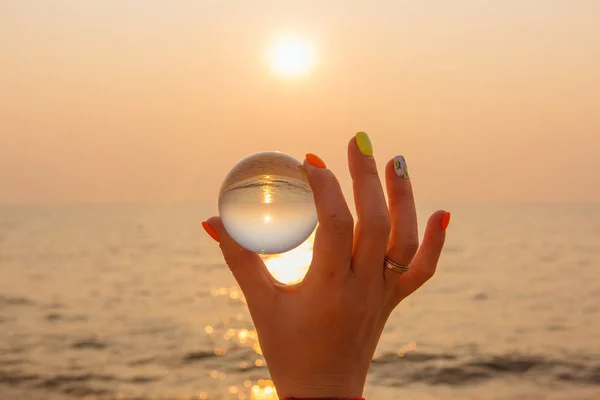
[{"left": 0, "top": 203, "right": 599, "bottom": 400}]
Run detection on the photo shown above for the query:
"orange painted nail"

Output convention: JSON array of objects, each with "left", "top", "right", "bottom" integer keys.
[
  {"left": 305, "top": 153, "right": 327, "bottom": 168},
  {"left": 202, "top": 221, "right": 220, "bottom": 242},
  {"left": 441, "top": 212, "right": 451, "bottom": 230}
]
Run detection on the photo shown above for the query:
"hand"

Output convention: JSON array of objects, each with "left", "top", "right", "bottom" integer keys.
[{"left": 202, "top": 132, "right": 450, "bottom": 398}]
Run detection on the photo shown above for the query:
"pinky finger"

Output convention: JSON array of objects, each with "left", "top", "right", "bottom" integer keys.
[{"left": 391, "top": 210, "right": 450, "bottom": 302}]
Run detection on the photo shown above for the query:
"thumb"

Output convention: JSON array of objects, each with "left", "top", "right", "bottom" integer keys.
[
  {"left": 203, "top": 217, "right": 276, "bottom": 306},
  {"left": 394, "top": 210, "right": 450, "bottom": 300}
]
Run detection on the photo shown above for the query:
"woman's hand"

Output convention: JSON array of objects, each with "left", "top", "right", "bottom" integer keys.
[{"left": 202, "top": 132, "right": 450, "bottom": 398}]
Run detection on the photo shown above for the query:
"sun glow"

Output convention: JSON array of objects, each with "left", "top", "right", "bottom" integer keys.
[
  {"left": 268, "top": 35, "right": 316, "bottom": 77},
  {"left": 262, "top": 232, "right": 314, "bottom": 284}
]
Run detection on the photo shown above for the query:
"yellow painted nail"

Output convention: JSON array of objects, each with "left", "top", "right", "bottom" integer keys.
[{"left": 355, "top": 131, "right": 373, "bottom": 157}]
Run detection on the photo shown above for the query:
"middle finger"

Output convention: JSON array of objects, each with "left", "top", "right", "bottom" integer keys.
[{"left": 348, "top": 132, "right": 391, "bottom": 279}]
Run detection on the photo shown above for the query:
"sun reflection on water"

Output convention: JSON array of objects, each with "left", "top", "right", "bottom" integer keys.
[
  {"left": 261, "top": 183, "right": 273, "bottom": 204},
  {"left": 250, "top": 381, "right": 279, "bottom": 400}
]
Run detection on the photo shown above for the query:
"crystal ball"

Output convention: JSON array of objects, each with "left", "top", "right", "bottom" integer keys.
[{"left": 218, "top": 152, "right": 318, "bottom": 254}]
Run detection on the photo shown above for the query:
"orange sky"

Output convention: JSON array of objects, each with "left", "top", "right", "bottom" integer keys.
[{"left": 1, "top": 1, "right": 599, "bottom": 205}]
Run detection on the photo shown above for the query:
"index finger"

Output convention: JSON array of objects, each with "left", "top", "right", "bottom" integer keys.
[{"left": 303, "top": 153, "right": 354, "bottom": 283}]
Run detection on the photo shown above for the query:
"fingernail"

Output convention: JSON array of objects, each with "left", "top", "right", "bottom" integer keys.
[
  {"left": 355, "top": 131, "right": 373, "bottom": 156},
  {"left": 441, "top": 212, "right": 451, "bottom": 230},
  {"left": 202, "top": 221, "right": 220, "bottom": 242},
  {"left": 305, "top": 153, "right": 327, "bottom": 168},
  {"left": 393, "top": 155, "right": 409, "bottom": 178}
]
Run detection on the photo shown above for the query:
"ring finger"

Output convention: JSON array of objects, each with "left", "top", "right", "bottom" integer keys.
[{"left": 383, "top": 155, "right": 419, "bottom": 279}]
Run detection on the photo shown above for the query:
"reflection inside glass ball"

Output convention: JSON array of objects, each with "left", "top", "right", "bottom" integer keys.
[{"left": 218, "top": 152, "right": 318, "bottom": 255}]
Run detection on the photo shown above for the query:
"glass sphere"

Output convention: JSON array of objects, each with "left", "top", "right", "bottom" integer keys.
[{"left": 218, "top": 151, "right": 318, "bottom": 254}]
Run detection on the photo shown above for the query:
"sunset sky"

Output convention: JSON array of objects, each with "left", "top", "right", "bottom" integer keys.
[{"left": 1, "top": 1, "right": 599, "bottom": 205}]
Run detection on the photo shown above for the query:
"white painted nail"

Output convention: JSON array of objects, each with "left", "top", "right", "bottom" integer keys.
[{"left": 393, "top": 155, "right": 409, "bottom": 178}]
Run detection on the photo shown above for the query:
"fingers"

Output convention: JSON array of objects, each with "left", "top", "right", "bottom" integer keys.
[
  {"left": 383, "top": 156, "right": 419, "bottom": 271},
  {"left": 388, "top": 210, "right": 450, "bottom": 303},
  {"left": 348, "top": 132, "right": 390, "bottom": 278},
  {"left": 303, "top": 153, "right": 354, "bottom": 282},
  {"left": 203, "top": 217, "right": 276, "bottom": 307}
]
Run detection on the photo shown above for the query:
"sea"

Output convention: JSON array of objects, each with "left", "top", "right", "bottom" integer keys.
[{"left": 1, "top": 203, "right": 599, "bottom": 400}]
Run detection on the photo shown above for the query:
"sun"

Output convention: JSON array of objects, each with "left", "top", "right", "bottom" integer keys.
[{"left": 268, "top": 35, "right": 316, "bottom": 77}]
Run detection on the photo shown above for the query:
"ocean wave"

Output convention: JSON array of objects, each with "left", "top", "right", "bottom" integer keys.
[
  {"left": 44, "top": 312, "right": 87, "bottom": 322},
  {"left": 38, "top": 373, "right": 116, "bottom": 388},
  {"left": 71, "top": 337, "right": 107, "bottom": 350},
  {"left": 182, "top": 350, "right": 217, "bottom": 363},
  {"left": 371, "top": 351, "right": 600, "bottom": 386},
  {"left": 0, "top": 295, "right": 34, "bottom": 307},
  {"left": 0, "top": 370, "right": 162, "bottom": 398}
]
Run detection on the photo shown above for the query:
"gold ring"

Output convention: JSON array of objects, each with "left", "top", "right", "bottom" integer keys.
[{"left": 384, "top": 257, "right": 409, "bottom": 273}]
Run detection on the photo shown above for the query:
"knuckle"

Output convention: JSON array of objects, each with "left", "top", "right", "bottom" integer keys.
[
  {"left": 392, "top": 265, "right": 437, "bottom": 302},
  {"left": 326, "top": 212, "right": 354, "bottom": 234},
  {"left": 416, "top": 265, "right": 437, "bottom": 284},
  {"left": 389, "top": 237, "right": 419, "bottom": 259},
  {"left": 401, "top": 241, "right": 419, "bottom": 259},
  {"left": 365, "top": 211, "right": 391, "bottom": 238},
  {"left": 364, "top": 163, "right": 379, "bottom": 177},
  {"left": 220, "top": 244, "right": 242, "bottom": 271},
  {"left": 423, "top": 265, "right": 437, "bottom": 279},
  {"left": 394, "top": 183, "right": 415, "bottom": 201}
]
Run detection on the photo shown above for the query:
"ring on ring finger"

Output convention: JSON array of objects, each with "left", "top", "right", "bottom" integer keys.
[{"left": 384, "top": 257, "right": 409, "bottom": 274}]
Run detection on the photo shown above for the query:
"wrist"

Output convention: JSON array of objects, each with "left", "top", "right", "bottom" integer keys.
[
  {"left": 274, "top": 375, "right": 365, "bottom": 399},
  {"left": 269, "top": 364, "right": 367, "bottom": 400}
]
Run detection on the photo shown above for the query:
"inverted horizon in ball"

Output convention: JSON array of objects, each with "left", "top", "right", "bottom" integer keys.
[{"left": 218, "top": 152, "right": 318, "bottom": 254}]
